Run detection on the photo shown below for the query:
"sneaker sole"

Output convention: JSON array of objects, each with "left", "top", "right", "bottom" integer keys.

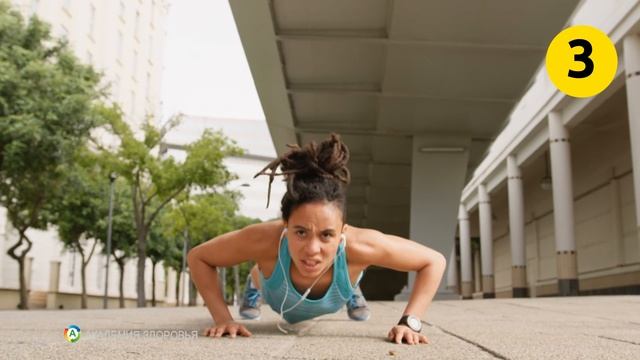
[
  {"left": 348, "top": 313, "right": 371, "bottom": 321},
  {"left": 239, "top": 313, "right": 261, "bottom": 321}
]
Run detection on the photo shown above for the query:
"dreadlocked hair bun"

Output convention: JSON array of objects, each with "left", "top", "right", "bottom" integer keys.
[{"left": 254, "top": 133, "right": 351, "bottom": 220}]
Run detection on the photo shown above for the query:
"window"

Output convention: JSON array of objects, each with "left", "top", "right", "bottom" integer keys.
[
  {"left": 145, "top": 73, "right": 151, "bottom": 100},
  {"left": 148, "top": 36, "right": 153, "bottom": 60},
  {"left": 131, "top": 90, "right": 136, "bottom": 116},
  {"left": 60, "top": 25, "right": 69, "bottom": 39},
  {"left": 86, "top": 51, "right": 93, "bottom": 65},
  {"left": 150, "top": 0, "right": 155, "bottom": 26},
  {"left": 112, "top": 75, "right": 120, "bottom": 100},
  {"left": 134, "top": 10, "right": 140, "bottom": 39},
  {"left": 68, "top": 251, "right": 77, "bottom": 287},
  {"left": 30, "top": 0, "right": 39, "bottom": 16},
  {"left": 96, "top": 254, "right": 104, "bottom": 290},
  {"left": 132, "top": 50, "right": 138, "bottom": 78},
  {"left": 116, "top": 31, "right": 123, "bottom": 60},
  {"left": 119, "top": 1, "right": 125, "bottom": 20},
  {"left": 88, "top": 4, "right": 96, "bottom": 39},
  {"left": 64, "top": 0, "right": 72, "bottom": 10}
]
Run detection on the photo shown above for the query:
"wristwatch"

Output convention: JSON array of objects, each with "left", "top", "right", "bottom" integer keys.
[{"left": 398, "top": 315, "right": 422, "bottom": 333}]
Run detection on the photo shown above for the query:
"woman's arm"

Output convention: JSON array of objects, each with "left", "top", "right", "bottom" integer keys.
[
  {"left": 348, "top": 227, "right": 447, "bottom": 344},
  {"left": 187, "top": 221, "right": 278, "bottom": 337}
]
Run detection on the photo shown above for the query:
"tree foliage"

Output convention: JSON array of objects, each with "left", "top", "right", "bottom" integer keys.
[
  {"left": 0, "top": 3, "right": 104, "bottom": 309},
  {"left": 100, "top": 113, "right": 243, "bottom": 306}
]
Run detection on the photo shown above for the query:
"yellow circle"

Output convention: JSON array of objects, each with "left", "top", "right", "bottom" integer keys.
[{"left": 545, "top": 25, "right": 618, "bottom": 98}]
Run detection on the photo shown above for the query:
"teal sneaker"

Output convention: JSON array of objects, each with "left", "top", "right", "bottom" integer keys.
[
  {"left": 346, "top": 287, "right": 370, "bottom": 321},
  {"left": 239, "top": 275, "right": 261, "bottom": 320}
]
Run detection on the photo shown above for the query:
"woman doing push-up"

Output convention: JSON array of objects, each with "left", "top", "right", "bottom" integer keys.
[{"left": 187, "top": 134, "right": 446, "bottom": 345}]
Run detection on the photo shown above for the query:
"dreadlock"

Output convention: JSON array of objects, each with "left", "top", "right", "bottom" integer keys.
[{"left": 254, "top": 133, "right": 351, "bottom": 221}]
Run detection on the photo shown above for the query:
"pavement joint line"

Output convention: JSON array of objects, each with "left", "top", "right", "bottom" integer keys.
[
  {"left": 268, "top": 318, "right": 320, "bottom": 358},
  {"left": 502, "top": 301, "right": 640, "bottom": 326},
  {"left": 425, "top": 321, "right": 510, "bottom": 360},
  {"left": 270, "top": 335, "right": 298, "bottom": 359},
  {"left": 596, "top": 335, "right": 640, "bottom": 346}
]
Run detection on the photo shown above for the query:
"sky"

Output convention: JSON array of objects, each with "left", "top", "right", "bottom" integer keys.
[{"left": 161, "top": 0, "right": 265, "bottom": 122}]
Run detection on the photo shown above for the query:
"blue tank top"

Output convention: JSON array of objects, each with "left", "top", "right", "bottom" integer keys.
[{"left": 259, "top": 235, "right": 363, "bottom": 324}]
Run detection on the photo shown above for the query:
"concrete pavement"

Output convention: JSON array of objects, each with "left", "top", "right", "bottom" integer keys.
[{"left": 1, "top": 296, "right": 639, "bottom": 359}]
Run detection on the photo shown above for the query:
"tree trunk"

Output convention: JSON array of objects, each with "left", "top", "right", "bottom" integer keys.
[
  {"left": 77, "top": 245, "right": 87, "bottom": 309},
  {"left": 175, "top": 269, "right": 181, "bottom": 307},
  {"left": 80, "top": 260, "right": 87, "bottom": 309},
  {"left": 136, "top": 226, "right": 148, "bottom": 307},
  {"left": 116, "top": 257, "right": 125, "bottom": 308},
  {"left": 189, "top": 281, "right": 197, "bottom": 306},
  {"left": 151, "top": 261, "right": 157, "bottom": 307},
  {"left": 7, "top": 232, "right": 33, "bottom": 310},
  {"left": 18, "top": 254, "right": 27, "bottom": 309}
]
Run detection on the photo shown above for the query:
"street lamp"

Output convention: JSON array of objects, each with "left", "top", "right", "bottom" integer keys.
[{"left": 103, "top": 172, "right": 117, "bottom": 309}]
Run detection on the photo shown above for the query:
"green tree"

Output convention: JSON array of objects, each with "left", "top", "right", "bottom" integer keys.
[
  {"left": 160, "top": 191, "right": 239, "bottom": 305},
  {"left": 160, "top": 192, "right": 261, "bottom": 305},
  {"left": 50, "top": 150, "right": 105, "bottom": 309},
  {"left": 0, "top": 4, "right": 103, "bottom": 309},
  {"left": 101, "top": 114, "right": 242, "bottom": 306},
  {"left": 93, "top": 180, "right": 137, "bottom": 308},
  {"left": 147, "top": 222, "right": 174, "bottom": 307}
]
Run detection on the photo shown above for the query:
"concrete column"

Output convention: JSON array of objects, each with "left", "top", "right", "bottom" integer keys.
[
  {"left": 507, "top": 156, "right": 528, "bottom": 297},
  {"left": 395, "top": 135, "right": 470, "bottom": 300},
  {"left": 473, "top": 248, "right": 481, "bottom": 294},
  {"left": 458, "top": 205, "right": 473, "bottom": 299},
  {"left": 548, "top": 112, "right": 579, "bottom": 296},
  {"left": 445, "top": 245, "right": 459, "bottom": 294},
  {"left": 610, "top": 177, "right": 625, "bottom": 266},
  {"left": 478, "top": 184, "right": 495, "bottom": 298},
  {"left": 623, "top": 34, "right": 640, "bottom": 242},
  {"left": 46, "top": 261, "right": 61, "bottom": 310}
]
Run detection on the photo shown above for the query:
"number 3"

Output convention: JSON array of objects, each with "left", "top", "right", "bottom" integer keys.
[{"left": 568, "top": 39, "right": 594, "bottom": 79}]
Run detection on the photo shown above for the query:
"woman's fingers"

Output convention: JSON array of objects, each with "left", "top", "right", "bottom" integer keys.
[
  {"left": 408, "top": 332, "right": 416, "bottom": 345},
  {"left": 394, "top": 330, "right": 403, "bottom": 344},
  {"left": 214, "top": 326, "right": 225, "bottom": 338},
  {"left": 204, "top": 323, "right": 252, "bottom": 339},
  {"left": 238, "top": 325, "right": 253, "bottom": 337},
  {"left": 387, "top": 326, "right": 429, "bottom": 345}
]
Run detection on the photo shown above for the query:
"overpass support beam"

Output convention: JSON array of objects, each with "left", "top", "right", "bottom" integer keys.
[
  {"left": 623, "top": 34, "right": 640, "bottom": 245},
  {"left": 395, "top": 135, "right": 469, "bottom": 301}
]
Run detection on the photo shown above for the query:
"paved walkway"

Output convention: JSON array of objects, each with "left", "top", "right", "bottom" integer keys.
[{"left": 1, "top": 296, "right": 639, "bottom": 359}]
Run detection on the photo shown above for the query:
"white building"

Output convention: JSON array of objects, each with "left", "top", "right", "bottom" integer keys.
[
  {"left": 0, "top": 0, "right": 171, "bottom": 309},
  {"left": 11, "top": 0, "right": 169, "bottom": 127},
  {"left": 163, "top": 115, "right": 287, "bottom": 221}
]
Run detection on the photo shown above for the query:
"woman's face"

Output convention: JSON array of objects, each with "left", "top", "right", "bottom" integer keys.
[{"left": 285, "top": 201, "right": 346, "bottom": 278}]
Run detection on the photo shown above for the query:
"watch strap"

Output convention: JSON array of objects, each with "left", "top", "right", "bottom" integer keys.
[{"left": 398, "top": 315, "right": 422, "bottom": 332}]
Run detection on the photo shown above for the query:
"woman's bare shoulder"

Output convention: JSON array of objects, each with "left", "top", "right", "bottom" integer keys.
[
  {"left": 344, "top": 225, "right": 385, "bottom": 266},
  {"left": 240, "top": 219, "right": 285, "bottom": 259}
]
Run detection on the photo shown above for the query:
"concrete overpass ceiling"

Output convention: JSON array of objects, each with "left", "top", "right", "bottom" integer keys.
[{"left": 230, "top": 0, "right": 580, "bottom": 230}]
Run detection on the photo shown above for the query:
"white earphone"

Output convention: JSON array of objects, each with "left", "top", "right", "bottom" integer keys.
[{"left": 276, "top": 227, "right": 346, "bottom": 334}]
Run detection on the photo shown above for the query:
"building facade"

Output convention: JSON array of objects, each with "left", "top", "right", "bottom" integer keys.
[
  {"left": 452, "top": 1, "right": 640, "bottom": 299},
  {"left": 0, "top": 0, "right": 171, "bottom": 309}
]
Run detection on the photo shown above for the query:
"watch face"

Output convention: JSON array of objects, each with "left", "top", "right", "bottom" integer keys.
[{"left": 407, "top": 316, "right": 421, "bottom": 331}]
